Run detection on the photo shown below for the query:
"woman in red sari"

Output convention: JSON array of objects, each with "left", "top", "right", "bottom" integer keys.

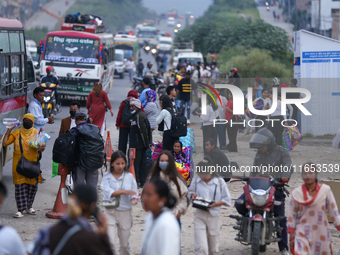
[
  {"left": 86, "top": 82, "right": 114, "bottom": 136},
  {"left": 288, "top": 162, "right": 340, "bottom": 255}
]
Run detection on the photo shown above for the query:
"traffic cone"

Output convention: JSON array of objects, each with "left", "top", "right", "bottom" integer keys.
[
  {"left": 104, "top": 130, "right": 113, "bottom": 162},
  {"left": 129, "top": 148, "right": 136, "bottom": 180},
  {"left": 46, "top": 164, "right": 70, "bottom": 219}
]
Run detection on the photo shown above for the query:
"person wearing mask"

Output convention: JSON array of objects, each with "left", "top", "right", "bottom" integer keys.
[
  {"left": 254, "top": 77, "right": 263, "bottom": 99},
  {"left": 137, "top": 58, "right": 144, "bottom": 77},
  {"left": 0, "top": 181, "right": 27, "bottom": 254},
  {"left": 2, "top": 114, "right": 43, "bottom": 218},
  {"left": 166, "top": 85, "right": 177, "bottom": 111},
  {"left": 126, "top": 57, "right": 135, "bottom": 82},
  {"left": 253, "top": 89, "right": 271, "bottom": 133},
  {"left": 143, "top": 61, "right": 154, "bottom": 77},
  {"left": 288, "top": 162, "right": 340, "bottom": 255},
  {"left": 139, "top": 77, "right": 151, "bottom": 106},
  {"left": 225, "top": 90, "right": 240, "bottom": 152},
  {"left": 59, "top": 101, "right": 81, "bottom": 135},
  {"left": 230, "top": 68, "right": 241, "bottom": 88},
  {"left": 214, "top": 89, "right": 228, "bottom": 150},
  {"left": 171, "top": 140, "right": 186, "bottom": 164},
  {"left": 70, "top": 110, "right": 104, "bottom": 189},
  {"left": 101, "top": 151, "right": 139, "bottom": 254},
  {"left": 197, "top": 94, "right": 217, "bottom": 154},
  {"left": 235, "top": 128, "right": 292, "bottom": 255},
  {"left": 204, "top": 138, "right": 231, "bottom": 181},
  {"left": 141, "top": 178, "right": 180, "bottom": 255},
  {"left": 286, "top": 78, "right": 300, "bottom": 123},
  {"left": 28, "top": 87, "right": 54, "bottom": 131},
  {"left": 116, "top": 90, "right": 139, "bottom": 155},
  {"left": 188, "top": 157, "right": 231, "bottom": 255},
  {"left": 177, "top": 71, "right": 196, "bottom": 124},
  {"left": 149, "top": 150, "right": 188, "bottom": 226},
  {"left": 86, "top": 82, "right": 114, "bottom": 137},
  {"left": 32, "top": 184, "right": 113, "bottom": 255},
  {"left": 157, "top": 96, "right": 179, "bottom": 151},
  {"left": 40, "top": 66, "right": 61, "bottom": 110},
  {"left": 268, "top": 90, "right": 293, "bottom": 145},
  {"left": 129, "top": 99, "right": 152, "bottom": 187},
  {"left": 143, "top": 90, "right": 158, "bottom": 131}
]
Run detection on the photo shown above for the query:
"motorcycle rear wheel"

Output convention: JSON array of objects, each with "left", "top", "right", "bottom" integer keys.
[{"left": 251, "top": 221, "right": 261, "bottom": 255}]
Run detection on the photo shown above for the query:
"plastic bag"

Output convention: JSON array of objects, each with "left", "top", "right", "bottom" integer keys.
[
  {"left": 29, "top": 131, "right": 51, "bottom": 150},
  {"left": 52, "top": 161, "right": 58, "bottom": 178}
]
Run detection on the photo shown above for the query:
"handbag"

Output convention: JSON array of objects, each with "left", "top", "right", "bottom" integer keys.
[
  {"left": 98, "top": 96, "right": 108, "bottom": 112},
  {"left": 16, "top": 135, "right": 41, "bottom": 179},
  {"left": 102, "top": 172, "right": 125, "bottom": 208},
  {"left": 192, "top": 178, "right": 217, "bottom": 211}
]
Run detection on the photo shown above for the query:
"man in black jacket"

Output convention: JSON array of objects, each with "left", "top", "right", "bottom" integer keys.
[
  {"left": 235, "top": 128, "right": 292, "bottom": 255},
  {"left": 129, "top": 98, "right": 152, "bottom": 187},
  {"left": 205, "top": 138, "right": 231, "bottom": 181},
  {"left": 70, "top": 110, "right": 104, "bottom": 189}
]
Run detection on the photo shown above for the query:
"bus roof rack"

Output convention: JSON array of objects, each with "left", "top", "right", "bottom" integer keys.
[{"left": 61, "top": 23, "right": 105, "bottom": 33}]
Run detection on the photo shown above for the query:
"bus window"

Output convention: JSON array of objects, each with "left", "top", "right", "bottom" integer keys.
[
  {"left": 27, "top": 60, "right": 35, "bottom": 83},
  {"left": 20, "top": 33, "right": 25, "bottom": 52},
  {"left": 11, "top": 55, "right": 21, "bottom": 94},
  {"left": 9, "top": 32, "right": 21, "bottom": 52},
  {"left": 0, "top": 32, "right": 10, "bottom": 53},
  {"left": 0, "top": 56, "right": 9, "bottom": 96}
]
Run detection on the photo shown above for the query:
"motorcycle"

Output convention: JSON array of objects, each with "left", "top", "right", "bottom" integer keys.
[
  {"left": 40, "top": 82, "right": 57, "bottom": 118},
  {"left": 229, "top": 175, "right": 289, "bottom": 255}
]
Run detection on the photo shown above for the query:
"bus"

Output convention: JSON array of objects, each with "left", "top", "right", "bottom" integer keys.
[
  {"left": 114, "top": 34, "right": 139, "bottom": 63},
  {"left": 135, "top": 24, "right": 157, "bottom": 47},
  {"left": 39, "top": 23, "right": 115, "bottom": 101},
  {"left": 0, "top": 18, "right": 28, "bottom": 179}
]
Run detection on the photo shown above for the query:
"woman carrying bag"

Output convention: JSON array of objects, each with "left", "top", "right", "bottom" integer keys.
[
  {"left": 101, "top": 151, "right": 139, "bottom": 255},
  {"left": 2, "top": 113, "right": 43, "bottom": 218}
]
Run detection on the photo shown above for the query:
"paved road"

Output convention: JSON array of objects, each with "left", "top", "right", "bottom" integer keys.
[
  {"left": 25, "top": 0, "right": 76, "bottom": 30},
  {"left": 0, "top": 17, "right": 173, "bottom": 243},
  {"left": 257, "top": 5, "right": 294, "bottom": 38}
]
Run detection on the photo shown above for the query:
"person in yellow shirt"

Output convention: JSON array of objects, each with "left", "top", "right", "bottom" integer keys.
[{"left": 2, "top": 113, "right": 43, "bottom": 218}]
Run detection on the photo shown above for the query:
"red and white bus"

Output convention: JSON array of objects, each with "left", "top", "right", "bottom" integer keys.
[
  {"left": 39, "top": 23, "right": 115, "bottom": 101},
  {"left": 0, "top": 18, "right": 28, "bottom": 179}
]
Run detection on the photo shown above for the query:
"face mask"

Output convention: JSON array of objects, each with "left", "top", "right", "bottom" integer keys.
[
  {"left": 159, "top": 162, "right": 168, "bottom": 171},
  {"left": 23, "top": 122, "right": 33, "bottom": 129},
  {"left": 70, "top": 110, "right": 76, "bottom": 117},
  {"left": 49, "top": 72, "right": 54, "bottom": 76},
  {"left": 130, "top": 110, "right": 136, "bottom": 114}
]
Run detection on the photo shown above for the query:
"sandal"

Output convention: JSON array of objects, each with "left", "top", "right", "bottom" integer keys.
[
  {"left": 13, "top": 212, "right": 24, "bottom": 218},
  {"left": 26, "top": 208, "right": 36, "bottom": 215}
]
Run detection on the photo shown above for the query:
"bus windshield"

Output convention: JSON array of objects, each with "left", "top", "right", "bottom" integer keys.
[
  {"left": 179, "top": 57, "right": 202, "bottom": 64},
  {"left": 44, "top": 35, "right": 100, "bottom": 64},
  {"left": 138, "top": 31, "right": 155, "bottom": 38},
  {"left": 30, "top": 51, "right": 39, "bottom": 62},
  {"left": 115, "top": 53, "right": 124, "bottom": 61}
]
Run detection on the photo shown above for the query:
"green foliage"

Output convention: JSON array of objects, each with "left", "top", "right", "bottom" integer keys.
[
  {"left": 25, "top": 27, "right": 49, "bottom": 44},
  {"left": 66, "top": 0, "right": 155, "bottom": 32},
  {"left": 219, "top": 48, "right": 293, "bottom": 83}
]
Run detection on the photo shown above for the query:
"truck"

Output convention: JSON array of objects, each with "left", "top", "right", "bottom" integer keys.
[
  {"left": 167, "top": 8, "right": 178, "bottom": 18},
  {"left": 171, "top": 40, "right": 194, "bottom": 69}
]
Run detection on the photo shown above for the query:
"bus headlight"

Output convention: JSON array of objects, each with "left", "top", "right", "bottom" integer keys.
[
  {"left": 85, "top": 82, "right": 89, "bottom": 86},
  {"left": 90, "top": 82, "right": 95, "bottom": 86}
]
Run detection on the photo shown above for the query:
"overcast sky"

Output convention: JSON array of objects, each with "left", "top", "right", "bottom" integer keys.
[{"left": 143, "top": 0, "right": 213, "bottom": 17}]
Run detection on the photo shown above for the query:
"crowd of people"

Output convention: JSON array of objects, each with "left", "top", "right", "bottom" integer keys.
[{"left": 2, "top": 54, "right": 340, "bottom": 255}]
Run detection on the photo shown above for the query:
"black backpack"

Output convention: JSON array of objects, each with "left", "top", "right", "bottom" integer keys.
[
  {"left": 121, "top": 100, "right": 133, "bottom": 126},
  {"left": 64, "top": 14, "right": 76, "bottom": 23},
  {"left": 166, "top": 108, "right": 187, "bottom": 138},
  {"left": 53, "top": 131, "right": 77, "bottom": 166}
]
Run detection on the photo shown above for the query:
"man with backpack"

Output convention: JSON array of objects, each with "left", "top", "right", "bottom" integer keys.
[
  {"left": 70, "top": 110, "right": 104, "bottom": 189},
  {"left": 129, "top": 99, "right": 152, "bottom": 187},
  {"left": 116, "top": 89, "right": 139, "bottom": 155},
  {"left": 137, "top": 58, "right": 144, "bottom": 77}
]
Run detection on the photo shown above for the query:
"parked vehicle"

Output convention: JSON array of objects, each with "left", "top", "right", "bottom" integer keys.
[
  {"left": 230, "top": 175, "right": 289, "bottom": 255},
  {"left": 114, "top": 49, "right": 126, "bottom": 79}
]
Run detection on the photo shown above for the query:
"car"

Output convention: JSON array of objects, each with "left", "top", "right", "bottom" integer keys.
[
  {"left": 114, "top": 49, "right": 126, "bottom": 79},
  {"left": 157, "top": 36, "right": 173, "bottom": 54},
  {"left": 167, "top": 17, "right": 175, "bottom": 26},
  {"left": 177, "top": 52, "right": 203, "bottom": 69}
]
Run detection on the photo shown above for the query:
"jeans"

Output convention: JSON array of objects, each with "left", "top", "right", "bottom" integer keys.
[
  {"left": 180, "top": 100, "right": 191, "bottom": 119},
  {"left": 128, "top": 69, "right": 133, "bottom": 81},
  {"left": 234, "top": 190, "right": 288, "bottom": 251},
  {"left": 118, "top": 127, "right": 130, "bottom": 155},
  {"left": 215, "top": 122, "right": 227, "bottom": 148},
  {"left": 137, "top": 71, "right": 143, "bottom": 77}
]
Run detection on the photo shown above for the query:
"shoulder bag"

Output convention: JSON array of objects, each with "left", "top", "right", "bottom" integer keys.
[
  {"left": 102, "top": 172, "right": 126, "bottom": 208},
  {"left": 16, "top": 134, "right": 41, "bottom": 179},
  {"left": 98, "top": 95, "right": 108, "bottom": 112}
]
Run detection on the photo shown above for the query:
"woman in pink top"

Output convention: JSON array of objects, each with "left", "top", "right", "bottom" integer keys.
[{"left": 86, "top": 82, "right": 113, "bottom": 136}]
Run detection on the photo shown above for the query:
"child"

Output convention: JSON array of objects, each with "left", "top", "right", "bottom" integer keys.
[
  {"left": 101, "top": 150, "right": 139, "bottom": 255},
  {"left": 170, "top": 140, "right": 186, "bottom": 164},
  {"left": 187, "top": 157, "right": 231, "bottom": 255}
]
